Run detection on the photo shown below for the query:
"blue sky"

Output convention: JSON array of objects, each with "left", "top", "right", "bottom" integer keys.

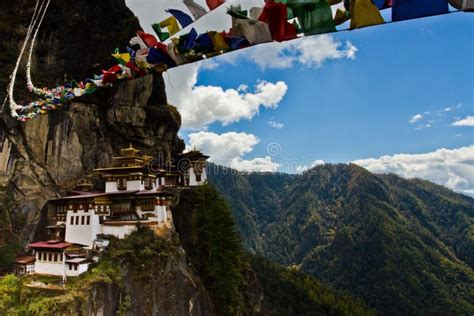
[{"left": 126, "top": 1, "right": 473, "bottom": 194}]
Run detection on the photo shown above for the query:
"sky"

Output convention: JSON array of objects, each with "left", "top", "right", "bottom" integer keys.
[{"left": 125, "top": 0, "right": 474, "bottom": 195}]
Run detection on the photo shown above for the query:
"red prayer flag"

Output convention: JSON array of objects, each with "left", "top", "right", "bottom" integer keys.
[
  {"left": 259, "top": 1, "right": 297, "bottom": 42},
  {"left": 137, "top": 31, "right": 159, "bottom": 48},
  {"left": 206, "top": 0, "right": 225, "bottom": 10}
]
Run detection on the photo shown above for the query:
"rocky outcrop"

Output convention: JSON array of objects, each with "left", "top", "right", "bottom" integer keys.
[{"left": 0, "top": 74, "right": 185, "bottom": 242}]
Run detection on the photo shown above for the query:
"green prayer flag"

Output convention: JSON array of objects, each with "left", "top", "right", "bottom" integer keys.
[
  {"left": 227, "top": 8, "right": 249, "bottom": 19},
  {"left": 287, "top": 0, "right": 336, "bottom": 35},
  {"left": 152, "top": 23, "right": 170, "bottom": 42}
]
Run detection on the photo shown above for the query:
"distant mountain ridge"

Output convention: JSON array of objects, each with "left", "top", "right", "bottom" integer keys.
[{"left": 208, "top": 163, "right": 474, "bottom": 315}]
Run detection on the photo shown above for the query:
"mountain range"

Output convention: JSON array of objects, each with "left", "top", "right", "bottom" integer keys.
[{"left": 208, "top": 163, "right": 474, "bottom": 315}]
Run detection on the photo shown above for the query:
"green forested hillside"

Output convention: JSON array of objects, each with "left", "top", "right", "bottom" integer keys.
[{"left": 208, "top": 163, "right": 474, "bottom": 315}]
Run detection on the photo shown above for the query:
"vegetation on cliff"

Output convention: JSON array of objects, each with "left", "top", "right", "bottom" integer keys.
[
  {"left": 0, "top": 189, "right": 25, "bottom": 274},
  {"left": 208, "top": 163, "right": 474, "bottom": 315}
]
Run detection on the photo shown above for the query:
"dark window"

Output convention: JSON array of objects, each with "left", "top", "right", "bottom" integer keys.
[
  {"left": 196, "top": 174, "right": 202, "bottom": 182},
  {"left": 54, "top": 254, "right": 57, "bottom": 262},
  {"left": 75, "top": 216, "right": 79, "bottom": 225},
  {"left": 74, "top": 264, "right": 77, "bottom": 271},
  {"left": 69, "top": 264, "right": 72, "bottom": 270},
  {"left": 59, "top": 254, "right": 63, "bottom": 261},
  {"left": 81, "top": 216, "right": 85, "bottom": 225},
  {"left": 48, "top": 253, "right": 52, "bottom": 261},
  {"left": 38, "top": 253, "right": 42, "bottom": 260},
  {"left": 99, "top": 216, "right": 104, "bottom": 224},
  {"left": 70, "top": 216, "right": 74, "bottom": 225},
  {"left": 86, "top": 216, "right": 90, "bottom": 225},
  {"left": 117, "top": 178, "right": 126, "bottom": 190}
]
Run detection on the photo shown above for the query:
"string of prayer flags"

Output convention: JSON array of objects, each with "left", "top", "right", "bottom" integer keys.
[
  {"left": 183, "top": 0, "right": 208, "bottom": 19},
  {"left": 167, "top": 9, "right": 194, "bottom": 28},
  {"left": 350, "top": 0, "right": 385, "bottom": 29},
  {"left": 159, "top": 16, "right": 180, "bottom": 36},
  {"left": 206, "top": 0, "right": 225, "bottom": 10},
  {"left": 392, "top": 0, "right": 449, "bottom": 22},
  {"left": 11, "top": 0, "right": 471, "bottom": 122}
]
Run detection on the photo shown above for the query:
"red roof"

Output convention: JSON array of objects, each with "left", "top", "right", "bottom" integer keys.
[{"left": 29, "top": 240, "right": 73, "bottom": 249}]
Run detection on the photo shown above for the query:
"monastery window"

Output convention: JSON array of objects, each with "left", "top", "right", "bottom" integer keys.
[
  {"left": 144, "top": 178, "right": 153, "bottom": 190},
  {"left": 196, "top": 174, "right": 202, "bottom": 182},
  {"left": 74, "top": 264, "right": 78, "bottom": 271},
  {"left": 81, "top": 216, "right": 85, "bottom": 225},
  {"left": 86, "top": 216, "right": 90, "bottom": 225},
  {"left": 70, "top": 216, "right": 74, "bottom": 225},
  {"left": 54, "top": 254, "right": 58, "bottom": 262},
  {"left": 75, "top": 216, "right": 79, "bottom": 225},
  {"left": 69, "top": 264, "right": 73, "bottom": 270},
  {"left": 99, "top": 216, "right": 104, "bottom": 224},
  {"left": 48, "top": 253, "right": 52, "bottom": 261},
  {"left": 37, "top": 253, "right": 41, "bottom": 260},
  {"left": 117, "top": 178, "right": 126, "bottom": 190},
  {"left": 59, "top": 254, "right": 63, "bottom": 261}
]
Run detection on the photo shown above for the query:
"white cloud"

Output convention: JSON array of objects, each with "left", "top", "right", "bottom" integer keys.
[
  {"left": 296, "top": 160, "right": 325, "bottom": 174},
  {"left": 187, "top": 131, "right": 280, "bottom": 172},
  {"left": 353, "top": 146, "right": 474, "bottom": 195},
  {"left": 409, "top": 114, "right": 423, "bottom": 124},
  {"left": 269, "top": 120, "right": 284, "bottom": 129},
  {"left": 211, "top": 35, "right": 357, "bottom": 70},
  {"left": 452, "top": 116, "right": 474, "bottom": 127},
  {"left": 230, "top": 157, "right": 280, "bottom": 173}
]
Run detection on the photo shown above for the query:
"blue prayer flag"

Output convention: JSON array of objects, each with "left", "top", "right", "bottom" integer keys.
[
  {"left": 392, "top": 0, "right": 449, "bottom": 22},
  {"left": 167, "top": 9, "right": 194, "bottom": 28}
]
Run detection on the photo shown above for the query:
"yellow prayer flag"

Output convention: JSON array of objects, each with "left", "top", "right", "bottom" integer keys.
[
  {"left": 350, "top": 0, "right": 384, "bottom": 30},
  {"left": 159, "top": 16, "right": 180, "bottom": 36},
  {"left": 209, "top": 32, "right": 230, "bottom": 52}
]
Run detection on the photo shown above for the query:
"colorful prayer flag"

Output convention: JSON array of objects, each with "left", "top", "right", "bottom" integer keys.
[
  {"left": 392, "top": 0, "right": 449, "bottom": 22},
  {"left": 350, "top": 0, "right": 385, "bottom": 29},
  {"left": 184, "top": 0, "right": 207, "bottom": 19},
  {"left": 206, "top": 0, "right": 225, "bottom": 10},
  {"left": 159, "top": 16, "right": 180, "bottom": 36},
  {"left": 259, "top": 1, "right": 297, "bottom": 42},
  {"left": 167, "top": 9, "right": 194, "bottom": 28}
]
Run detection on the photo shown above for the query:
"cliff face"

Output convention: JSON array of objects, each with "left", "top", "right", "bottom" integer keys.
[
  {"left": 0, "top": 74, "right": 185, "bottom": 242},
  {"left": 0, "top": 0, "right": 184, "bottom": 241}
]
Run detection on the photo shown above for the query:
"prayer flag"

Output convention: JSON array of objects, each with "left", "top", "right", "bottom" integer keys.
[
  {"left": 350, "top": 0, "right": 385, "bottom": 29},
  {"left": 137, "top": 31, "right": 159, "bottom": 48},
  {"left": 167, "top": 9, "right": 194, "bottom": 28},
  {"left": 392, "top": 0, "right": 449, "bottom": 22},
  {"left": 184, "top": 0, "right": 207, "bottom": 19},
  {"left": 159, "top": 16, "right": 180, "bottom": 36},
  {"left": 259, "top": 1, "right": 297, "bottom": 42},
  {"left": 206, "top": 0, "right": 225, "bottom": 10},
  {"left": 209, "top": 31, "right": 230, "bottom": 51},
  {"left": 287, "top": 0, "right": 336, "bottom": 36},
  {"left": 152, "top": 24, "right": 170, "bottom": 42},
  {"left": 233, "top": 19, "right": 273, "bottom": 44}
]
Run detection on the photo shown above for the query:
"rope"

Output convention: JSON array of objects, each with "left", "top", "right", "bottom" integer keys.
[
  {"left": 26, "top": 0, "right": 51, "bottom": 96},
  {"left": 7, "top": 0, "right": 44, "bottom": 118}
]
